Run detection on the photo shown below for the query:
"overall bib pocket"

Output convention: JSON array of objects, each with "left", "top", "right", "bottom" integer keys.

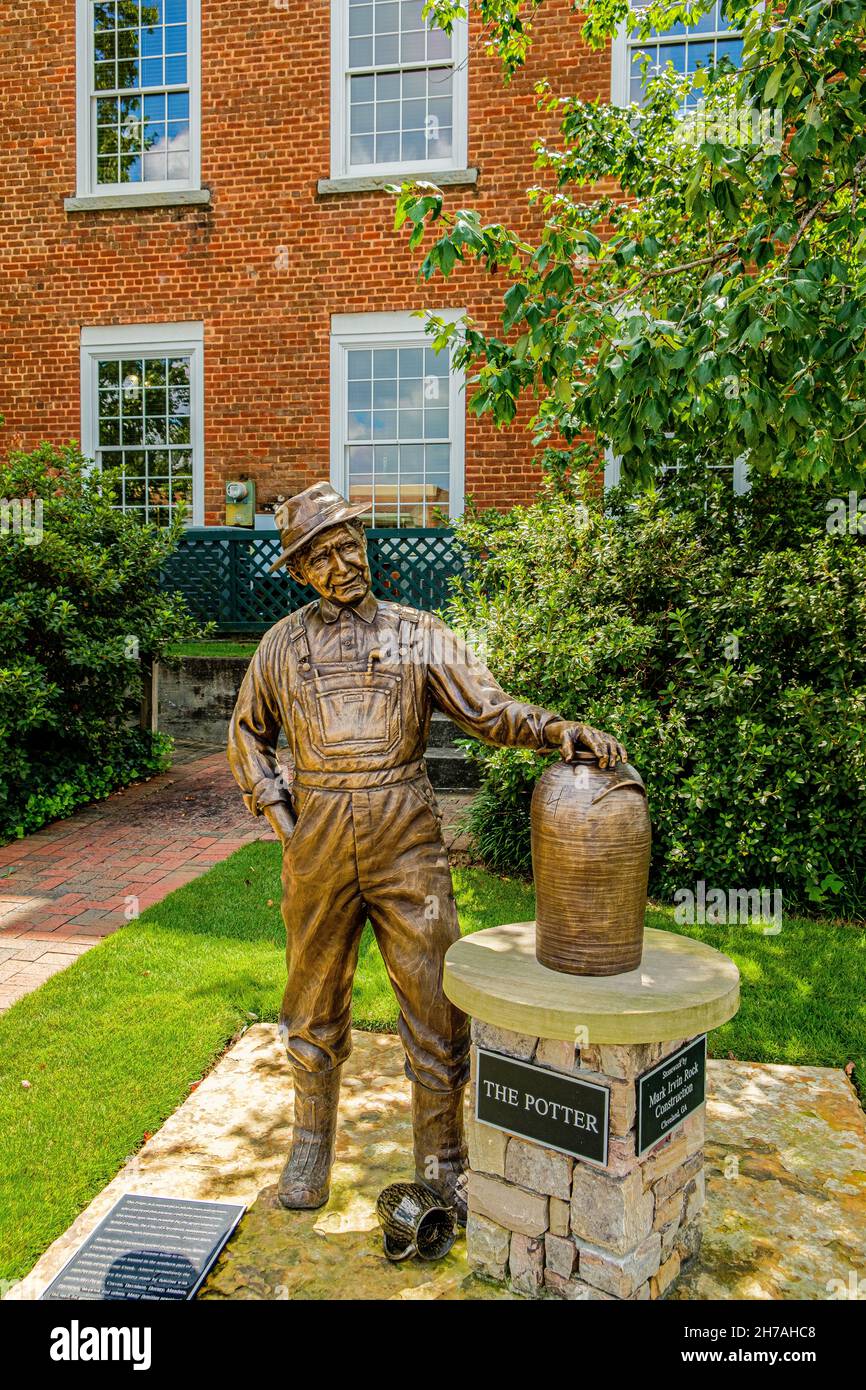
[{"left": 305, "top": 670, "right": 403, "bottom": 757}]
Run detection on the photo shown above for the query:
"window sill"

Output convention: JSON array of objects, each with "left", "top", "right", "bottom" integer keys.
[
  {"left": 317, "top": 168, "right": 478, "bottom": 196},
  {"left": 64, "top": 188, "right": 212, "bottom": 212}
]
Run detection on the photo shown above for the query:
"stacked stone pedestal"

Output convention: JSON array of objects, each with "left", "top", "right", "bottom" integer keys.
[
  {"left": 443, "top": 921, "right": 740, "bottom": 1302},
  {"left": 466, "top": 1022, "right": 704, "bottom": 1300}
]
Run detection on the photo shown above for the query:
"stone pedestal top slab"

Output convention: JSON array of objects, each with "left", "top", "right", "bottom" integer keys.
[{"left": 444, "top": 923, "right": 740, "bottom": 1044}]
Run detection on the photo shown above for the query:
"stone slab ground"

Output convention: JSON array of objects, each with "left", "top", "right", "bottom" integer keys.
[{"left": 8, "top": 1027, "right": 865, "bottom": 1302}]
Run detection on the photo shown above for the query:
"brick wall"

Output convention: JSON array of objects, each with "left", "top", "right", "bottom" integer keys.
[{"left": 0, "top": 0, "right": 613, "bottom": 522}]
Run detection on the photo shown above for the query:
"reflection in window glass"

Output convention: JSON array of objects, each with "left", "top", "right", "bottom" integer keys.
[
  {"left": 345, "top": 343, "right": 451, "bottom": 525},
  {"left": 92, "top": 0, "right": 191, "bottom": 185},
  {"left": 96, "top": 354, "right": 193, "bottom": 523},
  {"left": 627, "top": 0, "right": 742, "bottom": 112},
  {"left": 347, "top": 0, "right": 454, "bottom": 168}
]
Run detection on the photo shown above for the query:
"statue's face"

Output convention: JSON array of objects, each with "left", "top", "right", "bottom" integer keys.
[{"left": 291, "top": 522, "right": 370, "bottom": 606}]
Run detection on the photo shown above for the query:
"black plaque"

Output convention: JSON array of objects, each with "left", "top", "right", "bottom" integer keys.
[
  {"left": 636, "top": 1036, "right": 707, "bottom": 1157},
  {"left": 40, "top": 1194, "right": 245, "bottom": 1302},
  {"left": 476, "top": 1048, "right": 609, "bottom": 1165}
]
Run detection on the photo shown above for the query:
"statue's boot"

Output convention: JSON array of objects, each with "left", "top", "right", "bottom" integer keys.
[
  {"left": 278, "top": 1065, "right": 342, "bottom": 1211},
  {"left": 412, "top": 1081, "right": 469, "bottom": 1225}
]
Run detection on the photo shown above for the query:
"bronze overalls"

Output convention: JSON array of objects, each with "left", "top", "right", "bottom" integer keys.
[{"left": 277, "top": 604, "right": 470, "bottom": 1093}]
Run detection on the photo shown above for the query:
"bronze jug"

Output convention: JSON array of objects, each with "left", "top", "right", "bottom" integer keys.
[{"left": 531, "top": 752, "right": 650, "bottom": 976}]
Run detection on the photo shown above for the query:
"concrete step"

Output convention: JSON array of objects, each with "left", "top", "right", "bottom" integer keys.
[
  {"left": 428, "top": 711, "right": 462, "bottom": 748},
  {"left": 424, "top": 745, "right": 480, "bottom": 792}
]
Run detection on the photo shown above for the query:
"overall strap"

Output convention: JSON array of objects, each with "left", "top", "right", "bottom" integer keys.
[
  {"left": 395, "top": 605, "right": 420, "bottom": 659},
  {"left": 288, "top": 608, "right": 313, "bottom": 672}
]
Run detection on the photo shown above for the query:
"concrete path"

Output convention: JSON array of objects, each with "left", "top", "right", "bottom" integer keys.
[
  {"left": 0, "top": 744, "right": 270, "bottom": 1012},
  {"left": 9, "top": 1026, "right": 865, "bottom": 1301}
]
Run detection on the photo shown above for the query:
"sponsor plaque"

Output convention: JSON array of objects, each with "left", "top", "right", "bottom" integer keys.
[
  {"left": 41, "top": 1194, "right": 245, "bottom": 1301},
  {"left": 636, "top": 1035, "right": 707, "bottom": 1157},
  {"left": 476, "top": 1048, "right": 609, "bottom": 1165}
]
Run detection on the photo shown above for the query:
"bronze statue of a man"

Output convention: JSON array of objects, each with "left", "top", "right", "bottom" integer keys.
[{"left": 227, "top": 482, "right": 626, "bottom": 1218}]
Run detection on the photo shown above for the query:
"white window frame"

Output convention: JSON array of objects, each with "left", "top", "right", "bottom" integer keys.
[
  {"left": 330, "top": 310, "right": 466, "bottom": 525},
  {"left": 74, "top": 0, "right": 202, "bottom": 200},
  {"left": 80, "top": 321, "right": 205, "bottom": 526},
  {"left": 329, "top": 0, "right": 468, "bottom": 180},
  {"left": 610, "top": 3, "right": 743, "bottom": 107}
]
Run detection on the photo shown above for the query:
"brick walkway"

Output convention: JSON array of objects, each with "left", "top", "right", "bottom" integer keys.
[
  {"left": 0, "top": 745, "right": 270, "bottom": 1012},
  {"left": 0, "top": 749, "right": 475, "bottom": 1014}
]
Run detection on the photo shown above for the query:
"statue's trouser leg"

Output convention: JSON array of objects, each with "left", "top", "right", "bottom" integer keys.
[
  {"left": 278, "top": 787, "right": 366, "bottom": 1208},
  {"left": 277, "top": 779, "right": 471, "bottom": 1209},
  {"left": 358, "top": 780, "right": 471, "bottom": 1220},
  {"left": 411, "top": 1081, "right": 469, "bottom": 1224},
  {"left": 278, "top": 1065, "right": 343, "bottom": 1211}
]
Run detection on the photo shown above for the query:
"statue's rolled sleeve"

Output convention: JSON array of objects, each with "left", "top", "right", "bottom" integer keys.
[
  {"left": 227, "top": 645, "right": 291, "bottom": 817},
  {"left": 425, "top": 617, "right": 564, "bottom": 751}
]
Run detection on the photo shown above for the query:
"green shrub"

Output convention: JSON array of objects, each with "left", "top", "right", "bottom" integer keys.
[
  {"left": 0, "top": 443, "right": 201, "bottom": 842},
  {"left": 449, "top": 467, "right": 866, "bottom": 918}
]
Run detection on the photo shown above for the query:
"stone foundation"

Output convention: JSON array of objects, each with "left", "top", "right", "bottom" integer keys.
[{"left": 466, "top": 1020, "right": 705, "bottom": 1301}]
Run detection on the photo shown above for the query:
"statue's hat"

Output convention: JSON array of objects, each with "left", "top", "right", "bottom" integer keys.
[{"left": 269, "top": 482, "right": 368, "bottom": 573}]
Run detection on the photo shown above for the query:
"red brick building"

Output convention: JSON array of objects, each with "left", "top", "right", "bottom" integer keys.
[{"left": 0, "top": 1, "right": 741, "bottom": 530}]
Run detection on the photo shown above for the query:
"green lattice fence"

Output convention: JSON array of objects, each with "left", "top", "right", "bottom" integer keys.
[{"left": 160, "top": 526, "right": 464, "bottom": 632}]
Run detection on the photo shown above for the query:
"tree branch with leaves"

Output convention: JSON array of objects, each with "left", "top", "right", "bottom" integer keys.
[{"left": 396, "top": 0, "right": 866, "bottom": 487}]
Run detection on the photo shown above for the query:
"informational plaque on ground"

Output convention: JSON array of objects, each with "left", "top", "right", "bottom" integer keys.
[
  {"left": 476, "top": 1048, "right": 609, "bottom": 1165},
  {"left": 40, "top": 1194, "right": 245, "bottom": 1301},
  {"left": 636, "top": 1036, "right": 707, "bottom": 1157}
]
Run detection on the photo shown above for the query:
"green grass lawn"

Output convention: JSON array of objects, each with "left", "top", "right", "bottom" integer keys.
[
  {"left": 165, "top": 639, "right": 259, "bottom": 660},
  {"left": 0, "top": 841, "right": 863, "bottom": 1285}
]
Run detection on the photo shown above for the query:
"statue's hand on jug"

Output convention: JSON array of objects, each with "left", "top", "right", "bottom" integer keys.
[{"left": 558, "top": 722, "right": 627, "bottom": 770}]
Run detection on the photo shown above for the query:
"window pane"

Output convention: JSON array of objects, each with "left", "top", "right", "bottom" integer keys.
[
  {"left": 376, "top": 3, "right": 399, "bottom": 34},
  {"left": 144, "top": 358, "right": 166, "bottom": 386},
  {"left": 716, "top": 37, "right": 743, "bottom": 65},
  {"left": 348, "top": 379, "right": 372, "bottom": 409},
  {"left": 99, "top": 359, "right": 120, "bottom": 389},
  {"left": 427, "top": 27, "right": 451, "bottom": 60},
  {"left": 350, "top": 4, "right": 373, "bottom": 36},
  {"left": 348, "top": 350, "right": 371, "bottom": 379},
  {"left": 164, "top": 54, "right": 187, "bottom": 83},
  {"left": 94, "top": 3, "right": 117, "bottom": 32},
  {"left": 350, "top": 66, "right": 454, "bottom": 168},
  {"left": 628, "top": 3, "right": 743, "bottom": 109},
  {"left": 96, "top": 352, "right": 194, "bottom": 524},
  {"left": 167, "top": 120, "right": 190, "bottom": 149},
  {"left": 374, "top": 349, "right": 397, "bottom": 377},
  {"left": 351, "top": 102, "right": 374, "bottom": 134},
  {"left": 98, "top": 155, "right": 120, "bottom": 183},
  {"left": 374, "top": 33, "right": 399, "bottom": 63},
  {"left": 349, "top": 36, "right": 374, "bottom": 66},
  {"left": 687, "top": 40, "right": 714, "bottom": 71},
  {"left": 376, "top": 72, "right": 400, "bottom": 101},
  {"left": 351, "top": 73, "right": 374, "bottom": 103},
  {"left": 142, "top": 25, "right": 163, "bottom": 56},
  {"left": 401, "top": 29, "right": 425, "bottom": 62},
  {"left": 346, "top": 341, "right": 453, "bottom": 523},
  {"left": 373, "top": 378, "right": 399, "bottom": 409},
  {"left": 373, "top": 410, "right": 397, "bottom": 439},
  {"left": 401, "top": 1, "right": 423, "bottom": 26},
  {"left": 91, "top": 0, "right": 191, "bottom": 185},
  {"left": 167, "top": 89, "right": 189, "bottom": 119},
  {"left": 350, "top": 134, "right": 375, "bottom": 164}
]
